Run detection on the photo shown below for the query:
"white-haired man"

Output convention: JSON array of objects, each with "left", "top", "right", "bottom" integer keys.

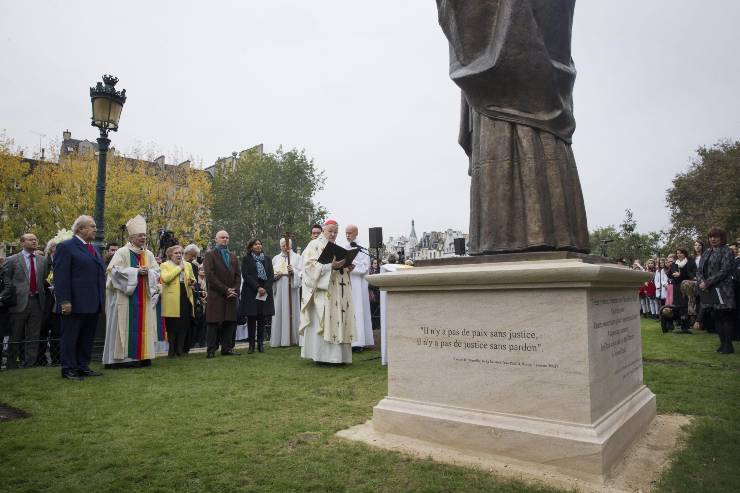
[
  {"left": 299, "top": 219, "right": 356, "bottom": 364},
  {"left": 271, "top": 237, "right": 303, "bottom": 347},
  {"left": 54, "top": 215, "right": 106, "bottom": 380},
  {"left": 102, "top": 215, "right": 161, "bottom": 368}
]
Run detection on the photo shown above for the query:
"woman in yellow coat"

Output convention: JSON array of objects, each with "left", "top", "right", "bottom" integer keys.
[{"left": 160, "top": 245, "right": 196, "bottom": 357}]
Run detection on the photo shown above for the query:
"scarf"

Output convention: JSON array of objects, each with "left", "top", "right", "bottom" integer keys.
[
  {"left": 216, "top": 245, "right": 230, "bottom": 269},
  {"left": 252, "top": 252, "right": 267, "bottom": 281},
  {"left": 676, "top": 257, "right": 688, "bottom": 268}
]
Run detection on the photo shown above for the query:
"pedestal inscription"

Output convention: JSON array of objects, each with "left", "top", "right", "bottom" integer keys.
[{"left": 387, "top": 288, "right": 590, "bottom": 423}]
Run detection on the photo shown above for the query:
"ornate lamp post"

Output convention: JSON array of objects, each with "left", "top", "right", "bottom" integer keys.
[{"left": 89, "top": 74, "right": 126, "bottom": 253}]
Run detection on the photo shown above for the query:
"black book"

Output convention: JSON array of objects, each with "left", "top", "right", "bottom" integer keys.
[{"left": 317, "top": 242, "right": 360, "bottom": 265}]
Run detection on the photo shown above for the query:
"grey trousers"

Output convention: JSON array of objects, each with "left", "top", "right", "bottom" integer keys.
[{"left": 8, "top": 297, "right": 43, "bottom": 368}]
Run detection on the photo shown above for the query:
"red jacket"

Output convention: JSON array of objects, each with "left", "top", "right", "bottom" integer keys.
[{"left": 645, "top": 280, "right": 656, "bottom": 297}]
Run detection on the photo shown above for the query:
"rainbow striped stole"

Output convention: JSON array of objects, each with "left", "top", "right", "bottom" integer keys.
[{"left": 127, "top": 250, "right": 149, "bottom": 360}]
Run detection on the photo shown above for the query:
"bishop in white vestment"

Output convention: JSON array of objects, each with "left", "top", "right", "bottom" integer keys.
[
  {"left": 340, "top": 224, "right": 374, "bottom": 348},
  {"left": 299, "top": 220, "right": 356, "bottom": 364},
  {"left": 102, "top": 215, "right": 161, "bottom": 366},
  {"left": 271, "top": 238, "right": 303, "bottom": 347}
]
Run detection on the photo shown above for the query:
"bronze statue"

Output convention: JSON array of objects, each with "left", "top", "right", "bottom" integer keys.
[{"left": 437, "top": 0, "right": 590, "bottom": 255}]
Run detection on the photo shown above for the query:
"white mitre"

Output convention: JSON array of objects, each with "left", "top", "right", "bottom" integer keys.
[{"left": 126, "top": 214, "right": 147, "bottom": 236}]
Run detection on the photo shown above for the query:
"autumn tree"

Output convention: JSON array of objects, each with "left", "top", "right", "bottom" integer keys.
[
  {"left": 211, "top": 147, "right": 327, "bottom": 255},
  {"left": 1, "top": 137, "right": 212, "bottom": 249},
  {"left": 666, "top": 140, "right": 740, "bottom": 241}
]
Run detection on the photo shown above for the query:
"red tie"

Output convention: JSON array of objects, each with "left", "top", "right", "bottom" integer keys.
[
  {"left": 86, "top": 243, "right": 96, "bottom": 257},
  {"left": 29, "top": 253, "right": 38, "bottom": 295}
]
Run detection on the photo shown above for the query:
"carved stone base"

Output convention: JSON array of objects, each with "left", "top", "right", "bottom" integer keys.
[{"left": 364, "top": 258, "right": 656, "bottom": 481}]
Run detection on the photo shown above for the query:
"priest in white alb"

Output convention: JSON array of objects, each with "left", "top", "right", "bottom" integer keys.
[
  {"left": 340, "top": 224, "right": 374, "bottom": 350},
  {"left": 299, "top": 219, "right": 356, "bottom": 364},
  {"left": 271, "top": 237, "right": 303, "bottom": 347},
  {"left": 102, "top": 215, "right": 162, "bottom": 368}
]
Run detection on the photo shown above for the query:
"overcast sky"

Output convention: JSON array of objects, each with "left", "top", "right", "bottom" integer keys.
[{"left": 2, "top": 1, "right": 739, "bottom": 243}]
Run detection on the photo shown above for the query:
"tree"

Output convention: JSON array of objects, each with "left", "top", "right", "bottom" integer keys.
[
  {"left": 211, "top": 147, "right": 327, "bottom": 255},
  {"left": 666, "top": 140, "right": 740, "bottom": 241},
  {"left": 1, "top": 137, "right": 212, "bottom": 249},
  {"left": 588, "top": 209, "right": 667, "bottom": 262},
  {"left": 0, "top": 135, "right": 32, "bottom": 242}
]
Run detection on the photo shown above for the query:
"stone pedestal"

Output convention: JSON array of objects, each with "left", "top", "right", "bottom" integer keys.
[{"left": 367, "top": 258, "right": 655, "bottom": 482}]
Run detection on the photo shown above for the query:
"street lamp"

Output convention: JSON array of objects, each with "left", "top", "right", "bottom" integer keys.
[{"left": 89, "top": 74, "right": 127, "bottom": 253}]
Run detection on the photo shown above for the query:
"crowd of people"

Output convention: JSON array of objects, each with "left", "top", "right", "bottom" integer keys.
[
  {"left": 633, "top": 228, "right": 740, "bottom": 354},
  {"left": 0, "top": 214, "right": 395, "bottom": 378},
  {"left": 2, "top": 217, "right": 737, "bottom": 377}
]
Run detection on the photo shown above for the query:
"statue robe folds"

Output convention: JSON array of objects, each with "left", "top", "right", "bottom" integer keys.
[
  {"left": 103, "top": 244, "right": 162, "bottom": 364},
  {"left": 437, "top": 0, "right": 589, "bottom": 254},
  {"left": 299, "top": 235, "right": 355, "bottom": 363},
  {"left": 271, "top": 251, "right": 303, "bottom": 347}
]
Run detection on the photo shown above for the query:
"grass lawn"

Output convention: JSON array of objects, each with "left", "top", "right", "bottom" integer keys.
[{"left": 1, "top": 320, "right": 738, "bottom": 493}]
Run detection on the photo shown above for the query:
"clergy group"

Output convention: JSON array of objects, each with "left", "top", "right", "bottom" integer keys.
[{"left": 48, "top": 214, "right": 378, "bottom": 379}]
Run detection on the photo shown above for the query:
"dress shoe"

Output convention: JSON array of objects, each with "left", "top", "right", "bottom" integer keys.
[
  {"left": 207, "top": 352, "right": 215, "bottom": 359},
  {"left": 222, "top": 350, "right": 241, "bottom": 356},
  {"left": 62, "top": 371, "right": 83, "bottom": 381},
  {"left": 79, "top": 369, "right": 103, "bottom": 377},
  {"left": 719, "top": 346, "right": 734, "bottom": 354},
  {"left": 257, "top": 343, "right": 264, "bottom": 353}
]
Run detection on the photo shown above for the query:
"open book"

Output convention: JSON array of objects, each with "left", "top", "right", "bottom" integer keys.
[{"left": 317, "top": 242, "right": 360, "bottom": 265}]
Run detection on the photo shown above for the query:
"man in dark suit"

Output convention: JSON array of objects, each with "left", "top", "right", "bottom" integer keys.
[
  {"left": 1, "top": 233, "right": 48, "bottom": 369},
  {"left": 203, "top": 230, "right": 241, "bottom": 358},
  {"left": 54, "top": 215, "right": 106, "bottom": 380}
]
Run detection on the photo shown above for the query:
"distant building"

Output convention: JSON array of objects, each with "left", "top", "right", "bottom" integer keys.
[
  {"left": 60, "top": 129, "right": 100, "bottom": 158},
  {"left": 385, "top": 220, "right": 469, "bottom": 261},
  {"left": 205, "top": 144, "right": 264, "bottom": 177}
]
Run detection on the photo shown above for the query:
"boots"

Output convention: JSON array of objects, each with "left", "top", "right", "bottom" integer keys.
[
  {"left": 257, "top": 323, "right": 265, "bottom": 353},
  {"left": 247, "top": 324, "right": 255, "bottom": 354}
]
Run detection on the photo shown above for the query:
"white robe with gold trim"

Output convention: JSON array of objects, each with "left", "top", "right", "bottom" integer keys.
[{"left": 299, "top": 236, "right": 355, "bottom": 363}]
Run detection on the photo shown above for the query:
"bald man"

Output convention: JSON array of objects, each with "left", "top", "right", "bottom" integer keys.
[
  {"left": 203, "top": 231, "right": 241, "bottom": 357},
  {"left": 2, "top": 233, "right": 48, "bottom": 368},
  {"left": 341, "top": 225, "right": 374, "bottom": 350}
]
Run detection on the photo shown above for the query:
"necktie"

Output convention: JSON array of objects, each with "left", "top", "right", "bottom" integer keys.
[
  {"left": 350, "top": 242, "right": 358, "bottom": 248},
  {"left": 86, "top": 243, "right": 96, "bottom": 257},
  {"left": 29, "top": 254, "right": 38, "bottom": 295}
]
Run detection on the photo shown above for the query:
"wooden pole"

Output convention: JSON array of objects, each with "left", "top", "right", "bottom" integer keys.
[{"left": 283, "top": 231, "right": 294, "bottom": 344}]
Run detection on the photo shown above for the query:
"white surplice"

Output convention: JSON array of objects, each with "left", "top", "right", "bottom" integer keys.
[
  {"left": 102, "top": 244, "right": 161, "bottom": 365},
  {"left": 340, "top": 240, "right": 374, "bottom": 348},
  {"left": 271, "top": 250, "right": 303, "bottom": 347}
]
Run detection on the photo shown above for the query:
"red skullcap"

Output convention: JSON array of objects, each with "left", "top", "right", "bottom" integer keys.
[{"left": 324, "top": 219, "right": 338, "bottom": 226}]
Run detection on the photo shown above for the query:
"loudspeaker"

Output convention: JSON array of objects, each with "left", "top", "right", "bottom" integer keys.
[
  {"left": 454, "top": 238, "right": 466, "bottom": 256},
  {"left": 369, "top": 227, "right": 383, "bottom": 249}
]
